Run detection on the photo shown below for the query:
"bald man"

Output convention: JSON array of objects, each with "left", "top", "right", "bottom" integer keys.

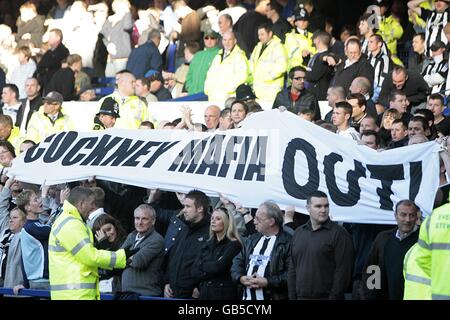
[{"left": 204, "top": 105, "right": 221, "bottom": 131}]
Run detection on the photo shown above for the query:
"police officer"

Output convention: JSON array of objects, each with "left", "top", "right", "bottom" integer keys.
[{"left": 93, "top": 97, "right": 120, "bottom": 130}]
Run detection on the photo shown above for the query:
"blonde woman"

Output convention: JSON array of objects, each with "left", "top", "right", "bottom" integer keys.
[
  {"left": 379, "top": 108, "right": 401, "bottom": 147},
  {"left": 192, "top": 207, "right": 242, "bottom": 300}
]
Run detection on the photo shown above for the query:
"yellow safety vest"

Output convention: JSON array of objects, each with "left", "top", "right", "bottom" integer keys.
[
  {"left": 249, "top": 36, "right": 288, "bottom": 104},
  {"left": 408, "top": 0, "right": 433, "bottom": 29},
  {"left": 379, "top": 15, "right": 404, "bottom": 66},
  {"left": 100, "top": 92, "right": 150, "bottom": 129},
  {"left": 26, "top": 106, "right": 75, "bottom": 144},
  {"left": 49, "top": 201, "right": 126, "bottom": 300},
  {"left": 7, "top": 126, "right": 25, "bottom": 155},
  {"left": 284, "top": 29, "right": 316, "bottom": 70},
  {"left": 204, "top": 45, "right": 250, "bottom": 102},
  {"left": 415, "top": 202, "right": 450, "bottom": 300},
  {"left": 403, "top": 243, "right": 431, "bottom": 300}
]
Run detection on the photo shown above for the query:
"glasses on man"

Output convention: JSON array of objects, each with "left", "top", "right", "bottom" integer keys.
[
  {"left": 204, "top": 36, "right": 217, "bottom": 40},
  {"left": 293, "top": 76, "right": 305, "bottom": 80}
]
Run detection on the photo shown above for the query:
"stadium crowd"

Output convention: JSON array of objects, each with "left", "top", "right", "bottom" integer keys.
[{"left": 0, "top": 0, "right": 449, "bottom": 300}]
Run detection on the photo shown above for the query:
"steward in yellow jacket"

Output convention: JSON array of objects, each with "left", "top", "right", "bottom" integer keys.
[
  {"left": 204, "top": 31, "right": 250, "bottom": 102},
  {"left": 378, "top": 15, "right": 404, "bottom": 66},
  {"left": 0, "top": 114, "right": 25, "bottom": 154},
  {"left": 249, "top": 24, "right": 287, "bottom": 104},
  {"left": 284, "top": 6, "right": 316, "bottom": 70},
  {"left": 99, "top": 91, "right": 149, "bottom": 130},
  {"left": 25, "top": 92, "right": 74, "bottom": 144},
  {"left": 49, "top": 187, "right": 128, "bottom": 300},
  {"left": 403, "top": 243, "right": 431, "bottom": 300},
  {"left": 415, "top": 199, "right": 450, "bottom": 300}
]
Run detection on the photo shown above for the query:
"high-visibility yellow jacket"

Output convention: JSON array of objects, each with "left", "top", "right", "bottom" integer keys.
[
  {"left": 249, "top": 36, "right": 287, "bottom": 104},
  {"left": 379, "top": 15, "right": 404, "bottom": 66},
  {"left": 26, "top": 106, "right": 75, "bottom": 144},
  {"left": 415, "top": 202, "right": 450, "bottom": 300},
  {"left": 100, "top": 92, "right": 150, "bottom": 129},
  {"left": 403, "top": 243, "right": 431, "bottom": 300},
  {"left": 49, "top": 201, "right": 126, "bottom": 300},
  {"left": 284, "top": 29, "right": 316, "bottom": 70},
  {"left": 7, "top": 126, "right": 25, "bottom": 155},
  {"left": 204, "top": 44, "right": 250, "bottom": 102},
  {"left": 408, "top": 0, "right": 433, "bottom": 29}
]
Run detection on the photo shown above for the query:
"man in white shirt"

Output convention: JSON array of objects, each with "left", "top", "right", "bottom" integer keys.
[
  {"left": 17, "top": 77, "right": 43, "bottom": 133},
  {"left": 1, "top": 84, "right": 22, "bottom": 125},
  {"left": 332, "top": 101, "right": 360, "bottom": 141}
]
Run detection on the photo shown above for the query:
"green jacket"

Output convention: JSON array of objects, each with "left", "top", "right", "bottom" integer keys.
[{"left": 185, "top": 47, "right": 220, "bottom": 95}]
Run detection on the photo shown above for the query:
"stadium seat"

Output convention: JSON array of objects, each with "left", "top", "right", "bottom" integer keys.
[
  {"left": 91, "top": 77, "right": 116, "bottom": 86},
  {"left": 94, "top": 87, "right": 114, "bottom": 96}
]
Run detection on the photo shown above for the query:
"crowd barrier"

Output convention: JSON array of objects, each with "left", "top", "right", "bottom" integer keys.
[
  {"left": 62, "top": 98, "right": 272, "bottom": 131},
  {"left": 58, "top": 97, "right": 450, "bottom": 132},
  {"left": 0, "top": 287, "right": 173, "bottom": 300}
]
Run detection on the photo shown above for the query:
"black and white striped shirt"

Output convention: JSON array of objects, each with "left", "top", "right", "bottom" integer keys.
[
  {"left": 422, "top": 9, "right": 450, "bottom": 57},
  {"left": 361, "top": 38, "right": 389, "bottom": 58},
  {"left": 422, "top": 55, "right": 448, "bottom": 93},
  {"left": 368, "top": 50, "right": 393, "bottom": 91},
  {"left": 243, "top": 235, "right": 276, "bottom": 300}
]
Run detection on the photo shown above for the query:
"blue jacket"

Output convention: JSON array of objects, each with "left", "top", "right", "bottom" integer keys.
[{"left": 126, "top": 41, "right": 162, "bottom": 78}]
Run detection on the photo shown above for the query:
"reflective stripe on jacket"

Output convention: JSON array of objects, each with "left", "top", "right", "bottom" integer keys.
[
  {"left": 100, "top": 92, "right": 150, "bottom": 129},
  {"left": 204, "top": 45, "right": 250, "bottom": 102},
  {"left": 415, "top": 203, "right": 450, "bottom": 300},
  {"left": 49, "top": 200, "right": 126, "bottom": 300},
  {"left": 249, "top": 36, "right": 287, "bottom": 104},
  {"left": 25, "top": 106, "right": 74, "bottom": 143},
  {"left": 403, "top": 243, "right": 431, "bottom": 300}
]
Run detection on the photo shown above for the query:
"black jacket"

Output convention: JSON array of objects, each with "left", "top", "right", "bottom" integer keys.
[
  {"left": 332, "top": 57, "right": 374, "bottom": 95},
  {"left": 233, "top": 11, "right": 270, "bottom": 58},
  {"left": 35, "top": 43, "right": 70, "bottom": 92},
  {"left": 306, "top": 50, "right": 334, "bottom": 100},
  {"left": 271, "top": 18, "right": 292, "bottom": 43},
  {"left": 165, "top": 214, "right": 211, "bottom": 298},
  {"left": 192, "top": 237, "right": 242, "bottom": 300},
  {"left": 46, "top": 67, "right": 75, "bottom": 100},
  {"left": 272, "top": 87, "right": 321, "bottom": 120},
  {"left": 378, "top": 71, "right": 430, "bottom": 108},
  {"left": 230, "top": 230, "right": 291, "bottom": 300},
  {"left": 17, "top": 96, "right": 43, "bottom": 129},
  {"left": 288, "top": 219, "right": 354, "bottom": 300}
]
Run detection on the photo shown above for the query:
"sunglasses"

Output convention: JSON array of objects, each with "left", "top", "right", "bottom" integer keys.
[
  {"left": 293, "top": 76, "right": 305, "bottom": 80},
  {"left": 204, "top": 36, "right": 217, "bottom": 40}
]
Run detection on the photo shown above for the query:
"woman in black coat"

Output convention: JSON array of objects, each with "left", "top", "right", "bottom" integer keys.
[{"left": 192, "top": 207, "right": 242, "bottom": 300}]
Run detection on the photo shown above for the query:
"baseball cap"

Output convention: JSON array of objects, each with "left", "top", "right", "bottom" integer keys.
[
  {"left": 145, "top": 69, "right": 164, "bottom": 82},
  {"left": 204, "top": 29, "right": 220, "bottom": 39},
  {"left": 43, "top": 91, "right": 63, "bottom": 104},
  {"left": 97, "top": 97, "right": 120, "bottom": 118}
]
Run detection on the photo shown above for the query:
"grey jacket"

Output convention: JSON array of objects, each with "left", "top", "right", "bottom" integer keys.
[
  {"left": 0, "top": 186, "right": 12, "bottom": 237},
  {"left": 4, "top": 232, "right": 24, "bottom": 288},
  {"left": 100, "top": 13, "right": 133, "bottom": 59},
  {"left": 118, "top": 229, "right": 165, "bottom": 296}
]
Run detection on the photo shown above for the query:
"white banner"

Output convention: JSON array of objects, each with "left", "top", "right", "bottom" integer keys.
[{"left": 9, "top": 110, "right": 441, "bottom": 224}]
